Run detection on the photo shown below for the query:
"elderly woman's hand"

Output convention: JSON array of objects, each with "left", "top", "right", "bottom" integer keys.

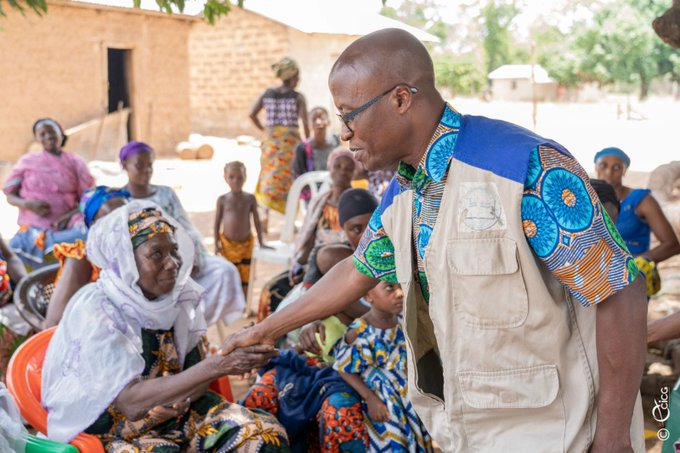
[{"left": 209, "top": 344, "right": 278, "bottom": 377}]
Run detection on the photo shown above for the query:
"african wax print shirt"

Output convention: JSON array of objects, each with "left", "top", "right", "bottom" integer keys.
[{"left": 353, "top": 104, "right": 636, "bottom": 307}]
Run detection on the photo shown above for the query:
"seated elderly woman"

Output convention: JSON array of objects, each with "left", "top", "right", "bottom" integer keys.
[
  {"left": 119, "top": 141, "right": 245, "bottom": 327},
  {"left": 41, "top": 201, "right": 289, "bottom": 451}
]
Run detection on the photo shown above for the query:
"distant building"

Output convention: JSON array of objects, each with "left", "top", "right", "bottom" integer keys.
[
  {"left": 0, "top": 0, "right": 436, "bottom": 163},
  {"left": 0, "top": 0, "right": 196, "bottom": 163},
  {"left": 488, "top": 64, "right": 559, "bottom": 102},
  {"left": 189, "top": 2, "right": 439, "bottom": 138}
]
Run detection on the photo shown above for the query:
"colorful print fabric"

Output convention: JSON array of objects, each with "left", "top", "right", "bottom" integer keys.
[
  {"left": 353, "top": 104, "right": 637, "bottom": 307},
  {"left": 86, "top": 329, "right": 289, "bottom": 452},
  {"left": 255, "top": 126, "right": 300, "bottom": 214},
  {"left": 333, "top": 318, "right": 433, "bottom": 452},
  {"left": 242, "top": 365, "right": 369, "bottom": 452}
]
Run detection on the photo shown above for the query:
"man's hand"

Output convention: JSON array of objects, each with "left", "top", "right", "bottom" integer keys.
[
  {"left": 218, "top": 323, "right": 273, "bottom": 356},
  {"left": 298, "top": 320, "right": 325, "bottom": 356},
  {"left": 208, "top": 344, "right": 278, "bottom": 377}
]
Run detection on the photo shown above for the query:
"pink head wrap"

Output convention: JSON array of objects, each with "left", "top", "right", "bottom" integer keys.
[{"left": 327, "top": 147, "right": 356, "bottom": 169}]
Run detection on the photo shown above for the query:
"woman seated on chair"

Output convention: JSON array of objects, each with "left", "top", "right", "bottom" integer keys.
[
  {"left": 3, "top": 118, "right": 94, "bottom": 270},
  {"left": 257, "top": 148, "right": 356, "bottom": 321},
  {"left": 45, "top": 186, "right": 130, "bottom": 327},
  {"left": 42, "top": 201, "right": 289, "bottom": 451}
]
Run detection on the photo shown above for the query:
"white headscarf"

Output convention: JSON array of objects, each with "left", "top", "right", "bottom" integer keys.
[{"left": 42, "top": 200, "right": 207, "bottom": 443}]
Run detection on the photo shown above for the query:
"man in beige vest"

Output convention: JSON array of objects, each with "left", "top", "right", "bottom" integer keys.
[{"left": 225, "top": 29, "right": 647, "bottom": 452}]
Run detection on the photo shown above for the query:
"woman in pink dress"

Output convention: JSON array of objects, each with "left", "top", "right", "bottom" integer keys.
[{"left": 3, "top": 118, "right": 94, "bottom": 269}]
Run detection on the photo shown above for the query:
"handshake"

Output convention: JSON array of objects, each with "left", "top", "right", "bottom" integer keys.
[{"left": 209, "top": 322, "right": 278, "bottom": 378}]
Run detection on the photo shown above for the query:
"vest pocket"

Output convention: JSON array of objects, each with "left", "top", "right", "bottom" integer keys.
[
  {"left": 457, "top": 364, "right": 565, "bottom": 451},
  {"left": 447, "top": 237, "right": 528, "bottom": 328}
]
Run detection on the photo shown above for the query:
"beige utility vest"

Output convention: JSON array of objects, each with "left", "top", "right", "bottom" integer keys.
[{"left": 381, "top": 154, "right": 644, "bottom": 452}]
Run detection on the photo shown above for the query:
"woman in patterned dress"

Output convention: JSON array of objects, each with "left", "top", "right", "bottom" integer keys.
[
  {"left": 42, "top": 201, "right": 289, "bottom": 452},
  {"left": 249, "top": 57, "right": 309, "bottom": 223}
]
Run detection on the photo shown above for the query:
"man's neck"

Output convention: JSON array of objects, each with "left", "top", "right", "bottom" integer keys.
[{"left": 401, "top": 101, "right": 446, "bottom": 168}]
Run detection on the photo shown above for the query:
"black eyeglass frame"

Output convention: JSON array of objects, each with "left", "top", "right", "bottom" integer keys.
[{"left": 336, "top": 84, "right": 418, "bottom": 133}]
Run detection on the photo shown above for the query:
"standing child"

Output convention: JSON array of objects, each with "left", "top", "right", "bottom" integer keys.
[
  {"left": 215, "top": 161, "right": 270, "bottom": 294},
  {"left": 333, "top": 281, "right": 434, "bottom": 452}
]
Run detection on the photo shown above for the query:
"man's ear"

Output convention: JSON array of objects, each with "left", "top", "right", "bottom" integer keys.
[{"left": 395, "top": 85, "right": 417, "bottom": 111}]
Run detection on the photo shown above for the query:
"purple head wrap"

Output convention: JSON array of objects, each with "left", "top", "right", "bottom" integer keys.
[{"left": 119, "top": 141, "right": 154, "bottom": 163}]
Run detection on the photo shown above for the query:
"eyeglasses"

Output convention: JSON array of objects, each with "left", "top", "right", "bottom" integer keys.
[{"left": 336, "top": 84, "right": 418, "bottom": 133}]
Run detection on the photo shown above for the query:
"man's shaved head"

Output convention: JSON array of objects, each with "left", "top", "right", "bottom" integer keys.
[
  {"left": 329, "top": 28, "right": 444, "bottom": 171},
  {"left": 330, "top": 28, "right": 435, "bottom": 91}
]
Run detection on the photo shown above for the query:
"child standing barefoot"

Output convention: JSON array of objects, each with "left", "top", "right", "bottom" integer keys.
[
  {"left": 334, "top": 282, "right": 434, "bottom": 452},
  {"left": 214, "top": 161, "right": 270, "bottom": 294}
]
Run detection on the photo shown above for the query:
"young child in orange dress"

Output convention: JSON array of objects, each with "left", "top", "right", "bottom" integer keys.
[{"left": 214, "top": 161, "right": 270, "bottom": 294}]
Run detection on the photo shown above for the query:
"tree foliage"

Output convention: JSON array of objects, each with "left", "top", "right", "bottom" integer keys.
[
  {"left": 0, "top": 0, "right": 243, "bottom": 24},
  {"left": 572, "top": 0, "right": 680, "bottom": 99},
  {"left": 478, "top": 1, "right": 520, "bottom": 76}
]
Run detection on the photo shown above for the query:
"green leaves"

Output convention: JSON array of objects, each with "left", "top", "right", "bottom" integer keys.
[{"left": 0, "top": 0, "right": 242, "bottom": 23}]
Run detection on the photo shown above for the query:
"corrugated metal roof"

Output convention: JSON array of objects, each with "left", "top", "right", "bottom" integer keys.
[
  {"left": 244, "top": 0, "right": 439, "bottom": 41},
  {"left": 488, "top": 64, "right": 554, "bottom": 83},
  {"left": 71, "top": 0, "right": 439, "bottom": 42}
]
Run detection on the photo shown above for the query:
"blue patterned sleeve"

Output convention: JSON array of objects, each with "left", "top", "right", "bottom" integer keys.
[
  {"left": 521, "top": 146, "right": 638, "bottom": 306},
  {"left": 352, "top": 207, "right": 398, "bottom": 283}
]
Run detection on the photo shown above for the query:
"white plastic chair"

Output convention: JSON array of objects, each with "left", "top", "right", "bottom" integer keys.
[{"left": 246, "top": 171, "right": 331, "bottom": 312}]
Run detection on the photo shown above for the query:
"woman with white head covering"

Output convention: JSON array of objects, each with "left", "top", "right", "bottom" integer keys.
[{"left": 42, "top": 200, "right": 288, "bottom": 451}]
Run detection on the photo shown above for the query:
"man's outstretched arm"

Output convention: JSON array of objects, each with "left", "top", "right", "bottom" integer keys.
[{"left": 221, "top": 257, "right": 378, "bottom": 354}]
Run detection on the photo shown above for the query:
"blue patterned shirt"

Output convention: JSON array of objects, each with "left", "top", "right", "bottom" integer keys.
[{"left": 353, "top": 104, "right": 637, "bottom": 306}]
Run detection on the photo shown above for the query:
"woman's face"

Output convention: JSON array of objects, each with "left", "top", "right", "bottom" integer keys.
[
  {"left": 595, "top": 155, "right": 626, "bottom": 187},
  {"left": 123, "top": 151, "right": 154, "bottom": 187},
  {"left": 93, "top": 197, "right": 127, "bottom": 225},
  {"left": 134, "top": 233, "right": 181, "bottom": 300},
  {"left": 35, "top": 123, "right": 62, "bottom": 153},
  {"left": 343, "top": 213, "right": 372, "bottom": 250},
  {"left": 330, "top": 156, "right": 355, "bottom": 190}
]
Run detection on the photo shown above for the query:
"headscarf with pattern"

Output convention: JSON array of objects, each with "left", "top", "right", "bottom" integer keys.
[
  {"left": 272, "top": 57, "right": 299, "bottom": 81},
  {"left": 128, "top": 207, "right": 176, "bottom": 249}
]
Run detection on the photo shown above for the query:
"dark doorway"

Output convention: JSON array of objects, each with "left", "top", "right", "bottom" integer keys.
[
  {"left": 107, "top": 48, "right": 131, "bottom": 113},
  {"left": 107, "top": 48, "right": 132, "bottom": 139}
]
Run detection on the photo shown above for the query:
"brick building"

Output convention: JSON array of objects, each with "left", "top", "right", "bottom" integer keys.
[
  {"left": 0, "top": 0, "right": 435, "bottom": 163},
  {"left": 189, "top": 2, "right": 438, "bottom": 138}
]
